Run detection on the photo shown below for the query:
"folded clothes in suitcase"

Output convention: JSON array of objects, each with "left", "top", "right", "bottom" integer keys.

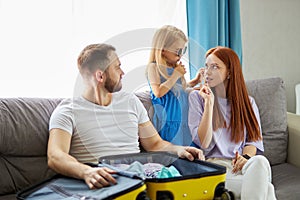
[
  {"left": 99, "top": 152, "right": 232, "bottom": 200},
  {"left": 16, "top": 174, "right": 147, "bottom": 200}
]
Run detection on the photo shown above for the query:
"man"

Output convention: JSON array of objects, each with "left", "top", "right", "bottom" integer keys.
[{"left": 47, "top": 43, "right": 204, "bottom": 189}]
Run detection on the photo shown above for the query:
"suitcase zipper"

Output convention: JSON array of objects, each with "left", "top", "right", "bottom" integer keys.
[{"left": 48, "top": 184, "right": 99, "bottom": 200}]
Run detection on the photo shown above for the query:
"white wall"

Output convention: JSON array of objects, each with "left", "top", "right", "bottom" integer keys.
[{"left": 240, "top": 0, "right": 300, "bottom": 113}]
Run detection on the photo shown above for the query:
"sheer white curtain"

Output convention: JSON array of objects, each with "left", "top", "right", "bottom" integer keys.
[{"left": 0, "top": 0, "right": 187, "bottom": 97}]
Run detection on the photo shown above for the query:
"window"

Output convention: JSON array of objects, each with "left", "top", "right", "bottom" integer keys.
[{"left": 0, "top": 0, "right": 187, "bottom": 97}]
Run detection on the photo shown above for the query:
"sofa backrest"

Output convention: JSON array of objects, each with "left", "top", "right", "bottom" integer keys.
[
  {"left": 0, "top": 98, "right": 62, "bottom": 195},
  {"left": 135, "top": 77, "right": 288, "bottom": 166}
]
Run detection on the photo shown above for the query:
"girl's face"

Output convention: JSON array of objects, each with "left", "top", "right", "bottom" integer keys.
[
  {"left": 205, "top": 54, "right": 228, "bottom": 88},
  {"left": 162, "top": 40, "right": 186, "bottom": 66}
]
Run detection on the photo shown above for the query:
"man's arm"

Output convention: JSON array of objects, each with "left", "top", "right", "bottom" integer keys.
[
  {"left": 138, "top": 121, "right": 205, "bottom": 161},
  {"left": 47, "top": 128, "right": 117, "bottom": 189}
]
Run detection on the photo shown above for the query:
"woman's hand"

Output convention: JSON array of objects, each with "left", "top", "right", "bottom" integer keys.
[
  {"left": 198, "top": 84, "right": 214, "bottom": 106},
  {"left": 231, "top": 152, "right": 248, "bottom": 173}
]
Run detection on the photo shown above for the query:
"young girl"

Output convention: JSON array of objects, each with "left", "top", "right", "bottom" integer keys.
[
  {"left": 146, "top": 25, "right": 201, "bottom": 146},
  {"left": 188, "top": 46, "right": 276, "bottom": 199}
]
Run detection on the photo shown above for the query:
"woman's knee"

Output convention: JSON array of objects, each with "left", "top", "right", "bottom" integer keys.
[
  {"left": 250, "top": 155, "right": 271, "bottom": 167},
  {"left": 243, "top": 155, "right": 272, "bottom": 174}
]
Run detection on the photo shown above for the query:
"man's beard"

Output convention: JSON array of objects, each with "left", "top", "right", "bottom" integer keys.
[{"left": 104, "top": 75, "right": 122, "bottom": 93}]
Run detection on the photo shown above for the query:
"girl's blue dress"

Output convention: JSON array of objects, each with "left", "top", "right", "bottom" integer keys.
[{"left": 149, "top": 67, "right": 196, "bottom": 146}]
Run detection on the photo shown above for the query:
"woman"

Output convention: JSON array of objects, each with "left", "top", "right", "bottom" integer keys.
[{"left": 188, "top": 46, "right": 276, "bottom": 200}]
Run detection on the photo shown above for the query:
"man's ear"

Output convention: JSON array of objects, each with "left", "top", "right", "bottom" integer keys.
[{"left": 95, "top": 70, "right": 104, "bottom": 82}]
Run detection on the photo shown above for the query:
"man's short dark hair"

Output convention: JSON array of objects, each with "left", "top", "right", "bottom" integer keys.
[{"left": 77, "top": 43, "right": 116, "bottom": 75}]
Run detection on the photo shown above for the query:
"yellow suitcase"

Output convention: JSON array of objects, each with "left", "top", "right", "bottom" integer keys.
[{"left": 100, "top": 152, "right": 233, "bottom": 200}]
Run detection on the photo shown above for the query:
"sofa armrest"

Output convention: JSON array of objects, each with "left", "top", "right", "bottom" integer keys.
[{"left": 287, "top": 112, "right": 300, "bottom": 168}]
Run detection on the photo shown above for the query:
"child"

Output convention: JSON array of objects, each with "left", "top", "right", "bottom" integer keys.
[
  {"left": 146, "top": 25, "right": 201, "bottom": 146},
  {"left": 188, "top": 46, "right": 276, "bottom": 199}
]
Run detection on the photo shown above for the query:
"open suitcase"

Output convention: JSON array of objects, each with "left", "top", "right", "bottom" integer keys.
[
  {"left": 99, "top": 152, "right": 233, "bottom": 200},
  {"left": 16, "top": 174, "right": 147, "bottom": 200},
  {"left": 17, "top": 152, "right": 233, "bottom": 200}
]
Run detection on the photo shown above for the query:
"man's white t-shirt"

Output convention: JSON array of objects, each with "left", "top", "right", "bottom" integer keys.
[{"left": 49, "top": 91, "right": 149, "bottom": 164}]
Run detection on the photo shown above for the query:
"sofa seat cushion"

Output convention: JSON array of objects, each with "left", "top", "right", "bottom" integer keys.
[
  {"left": 0, "top": 194, "right": 16, "bottom": 200},
  {"left": 0, "top": 156, "right": 55, "bottom": 195},
  {"left": 272, "top": 163, "right": 300, "bottom": 199},
  {"left": 246, "top": 77, "right": 288, "bottom": 166},
  {"left": 0, "top": 98, "right": 62, "bottom": 194}
]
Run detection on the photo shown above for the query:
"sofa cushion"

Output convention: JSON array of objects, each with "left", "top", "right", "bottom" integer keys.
[
  {"left": 0, "top": 194, "right": 16, "bottom": 200},
  {"left": 272, "top": 163, "right": 300, "bottom": 199},
  {"left": 246, "top": 77, "right": 288, "bottom": 165},
  {"left": 0, "top": 98, "right": 62, "bottom": 194},
  {"left": 134, "top": 90, "right": 153, "bottom": 121}
]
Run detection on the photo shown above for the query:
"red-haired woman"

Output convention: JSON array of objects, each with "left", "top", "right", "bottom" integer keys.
[{"left": 188, "top": 46, "right": 276, "bottom": 200}]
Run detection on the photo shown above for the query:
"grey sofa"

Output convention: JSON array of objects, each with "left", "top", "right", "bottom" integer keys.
[{"left": 0, "top": 77, "right": 300, "bottom": 200}]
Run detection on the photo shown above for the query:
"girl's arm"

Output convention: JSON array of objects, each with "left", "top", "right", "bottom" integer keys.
[{"left": 147, "top": 63, "right": 185, "bottom": 98}]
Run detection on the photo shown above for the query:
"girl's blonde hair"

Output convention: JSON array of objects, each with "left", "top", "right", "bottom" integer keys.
[{"left": 146, "top": 25, "right": 188, "bottom": 92}]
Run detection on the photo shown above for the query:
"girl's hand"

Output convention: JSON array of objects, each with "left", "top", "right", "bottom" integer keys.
[
  {"left": 198, "top": 68, "right": 206, "bottom": 85},
  {"left": 173, "top": 62, "right": 186, "bottom": 77},
  {"left": 188, "top": 68, "right": 205, "bottom": 88}
]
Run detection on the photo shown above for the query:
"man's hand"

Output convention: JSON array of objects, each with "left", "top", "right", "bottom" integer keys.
[
  {"left": 177, "top": 146, "right": 205, "bottom": 161},
  {"left": 83, "top": 167, "right": 117, "bottom": 189}
]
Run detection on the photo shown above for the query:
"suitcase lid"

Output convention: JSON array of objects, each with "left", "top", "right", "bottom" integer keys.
[{"left": 17, "top": 174, "right": 145, "bottom": 200}]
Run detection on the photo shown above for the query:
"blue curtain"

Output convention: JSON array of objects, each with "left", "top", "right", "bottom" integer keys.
[{"left": 186, "top": 0, "right": 242, "bottom": 77}]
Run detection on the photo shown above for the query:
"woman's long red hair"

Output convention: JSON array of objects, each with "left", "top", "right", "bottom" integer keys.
[{"left": 207, "top": 47, "right": 262, "bottom": 143}]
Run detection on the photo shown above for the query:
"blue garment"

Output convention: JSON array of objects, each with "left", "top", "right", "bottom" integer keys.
[
  {"left": 156, "top": 165, "right": 181, "bottom": 178},
  {"left": 150, "top": 67, "right": 196, "bottom": 147}
]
